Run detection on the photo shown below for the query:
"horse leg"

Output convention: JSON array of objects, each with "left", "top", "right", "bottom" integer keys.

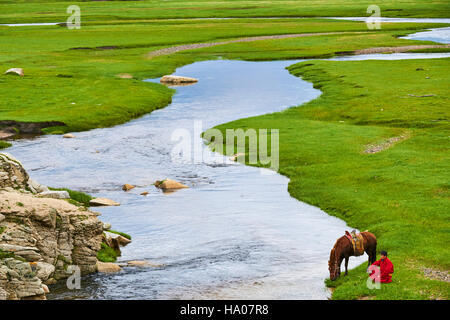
[
  {"left": 344, "top": 256, "right": 349, "bottom": 276},
  {"left": 337, "top": 257, "right": 343, "bottom": 277},
  {"left": 366, "top": 245, "right": 376, "bottom": 266},
  {"left": 371, "top": 247, "right": 377, "bottom": 264},
  {"left": 366, "top": 248, "right": 371, "bottom": 266}
]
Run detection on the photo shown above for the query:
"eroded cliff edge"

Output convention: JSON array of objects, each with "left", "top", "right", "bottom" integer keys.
[{"left": 0, "top": 153, "right": 103, "bottom": 300}]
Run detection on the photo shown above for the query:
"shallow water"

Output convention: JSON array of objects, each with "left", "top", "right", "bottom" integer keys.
[{"left": 3, "top": 27, "right": 450, "bottom": 299}]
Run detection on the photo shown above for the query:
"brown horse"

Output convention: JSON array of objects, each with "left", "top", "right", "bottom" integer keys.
[{"left": 328, "top": 231, "right": 377, "bottom": 281}]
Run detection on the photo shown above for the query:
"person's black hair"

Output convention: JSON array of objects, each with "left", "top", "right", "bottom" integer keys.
[{"left": 380, "top": 250, "right": 387, "bottom": 256}]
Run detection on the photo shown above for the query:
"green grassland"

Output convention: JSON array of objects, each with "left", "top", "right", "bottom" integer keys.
[{"left": 213, "top": 58, "right": 450, "bottom": 299}]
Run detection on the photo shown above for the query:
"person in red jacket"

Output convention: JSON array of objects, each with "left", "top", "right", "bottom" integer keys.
[{"left": 370, "top": 250, "right": 394, "bottom": 283}]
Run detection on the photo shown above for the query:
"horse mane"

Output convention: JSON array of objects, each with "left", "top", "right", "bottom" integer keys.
[
  {"left": 329, "top": 236, "right": 347, "bottom": 267},
  {"left": 328, "top": 238, "right": 341, "bottom": 268},
  {"left": 328, "top": 246, "right": 335, "bottom": 267}
]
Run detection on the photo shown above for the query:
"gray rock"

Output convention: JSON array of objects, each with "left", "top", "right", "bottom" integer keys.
[
  {"left": 0, "top": 244, "right": 42, "bottom": 262},
  {"left": 0, "top": 153, "right": 29, "bottom": 190},
  {"left": 0, "top": 288, "right": 7, "bottom": 300},
  {"left": 35, "top": 262, "right": 55, "bottom": 281},
  {"left": 38, "top": 190, "right": 70, "bottom": 199},
  {"left": 160, "top": 75, "right": 198, "bottom": 84},
  {"left": 0, "top": 244, "right": 39, "bottom": 253},
  {"left": 27, "top": 178, "right": 49, "bottom": 194},
  {"left": 96, "top": 261, "right": 121, "bottom": 273},
  {"left": 4, "top": 68, "right": 24, "bottom": 77},
  {"left": 90, "top": 197, "right": 120, "bottom": 206},
  {"left": 14, "top": 250, "right": 42, "bottom": 262}
]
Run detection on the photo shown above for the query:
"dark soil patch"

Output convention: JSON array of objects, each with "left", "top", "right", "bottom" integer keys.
[
  {"left": 0, "top": 120, "right": 66, "bottom": 139},
  {"left": 96, "top": 46, "right": 118, "bottom": 50}
]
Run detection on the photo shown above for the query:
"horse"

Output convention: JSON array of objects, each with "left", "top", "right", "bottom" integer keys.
[{"left": 328, "top": 231, "right": 377, "bottom": 281}]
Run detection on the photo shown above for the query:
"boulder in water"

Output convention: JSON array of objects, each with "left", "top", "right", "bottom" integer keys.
[
  {"left": 122, "top": 184, "right": 135, "bottom": 191},
  {"left": 90, "top": 197, "right": 120, "bottom": 206},
  {"left": 5, "top": 68, "right": 24, "bottom": 77},
  {"left": 127, "top": 260, "right": 163, "bottom": 268},
  {"left": 96, "top": 261, "right": 121, "bottom": 273},
  {"left": 160, "top": 75, "right": 198, "bottom": 84},
  {"left": 154, "top": 179, "right": 188, "bottom": 190}
]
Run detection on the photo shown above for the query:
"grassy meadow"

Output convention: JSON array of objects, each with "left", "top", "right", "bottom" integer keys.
[
  {"left": 0, "top": 18, "right": 447, "bottom": 132},
  {"left": 0, "top": 0, "right": 449, "bottom": 299}
]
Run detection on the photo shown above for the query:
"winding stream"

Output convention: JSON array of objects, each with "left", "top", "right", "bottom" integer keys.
[{"left": 3, "top": 23, "right": 449, "bottom": 300}]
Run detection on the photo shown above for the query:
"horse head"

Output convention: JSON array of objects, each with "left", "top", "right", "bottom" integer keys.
[
  {"left": 328, "top": 244, "right": 340, "bottom": 281},
  {"left": 328, "top": 257, "right": 340, "bottom": 281}
]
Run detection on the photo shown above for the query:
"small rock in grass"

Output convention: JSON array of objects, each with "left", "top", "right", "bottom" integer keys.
[
  {"left": 116, "top": 73, "right": 133, "bottom": 79},
  {"left": 5, "top": 68, "right": 24, "bottom": 76}
]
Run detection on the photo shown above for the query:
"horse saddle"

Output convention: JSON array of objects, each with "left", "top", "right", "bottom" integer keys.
[{"left": 345, "top": 231, "right": 365, "bottom": 256}]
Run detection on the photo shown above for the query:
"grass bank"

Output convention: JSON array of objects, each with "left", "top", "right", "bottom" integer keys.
[
  {"left": 0, "top": 15, "right": 446, "bottom": 134},
  {"left": 212, "top": 58, "right": 450, "bottom": 299}
]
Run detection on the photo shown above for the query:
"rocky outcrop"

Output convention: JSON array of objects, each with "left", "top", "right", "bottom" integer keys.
[
  {"left": 0, "top": 153, "right": 104, "bottom": 300},
  {"left": 126, "top": 260, "right": 163, "bottom": 268},
  {"left": 0, "top": 153, "right": 29, "bottom": 190}
]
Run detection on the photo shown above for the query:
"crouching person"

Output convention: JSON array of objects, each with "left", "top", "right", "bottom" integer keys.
[{"left": 369, "top": 250, "right": 394, "bottom": 284}]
